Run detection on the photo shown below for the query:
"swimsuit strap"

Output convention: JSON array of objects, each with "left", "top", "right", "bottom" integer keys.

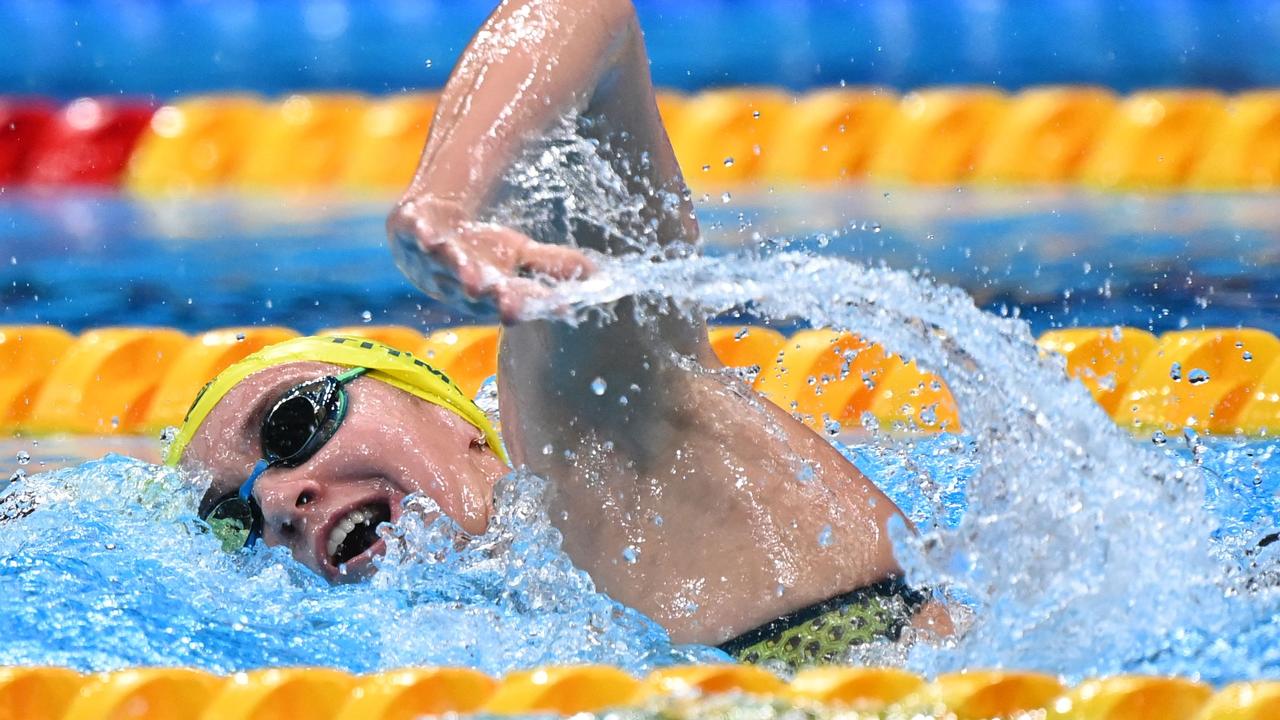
[{"left": 718, "top": 576, "right": 929, "bottom": 668}]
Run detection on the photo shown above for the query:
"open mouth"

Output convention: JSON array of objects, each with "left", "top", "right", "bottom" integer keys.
[{"left": 326, "top": 501, "right": 392, "bottom": 567}]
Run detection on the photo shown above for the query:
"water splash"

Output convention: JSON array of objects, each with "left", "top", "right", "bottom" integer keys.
[
  {"left": 0, "top": 455, "right": 717, "bottom": 673},
  {"left": 527, "top": 250, "right": 1280, "bottom": 682}
]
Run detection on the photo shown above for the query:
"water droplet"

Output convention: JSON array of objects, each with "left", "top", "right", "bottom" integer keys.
[
  {"left": 1187, "top": 368, "right": 1210, "bottom": 385},
  {"left": 818, "top": 525, "right": 834, "bottom": 548},
  {"left": 752, "top": 110, "right": 761, "bottom": 119},
  {"left": 1169, "top": 362, "right": 1182, "bottom": 382},
  {"left": 722, "top": 157, "right": 734, "bottom": 167},
  {"left": 622, "top": 546, "right": 639, "bottom": 564},
  {"left": 1152, "top": 430, "right": 1168, "bottom": 445},
  {"left": 701, "top": 164, "right": 710, "bottom": 172},
  {"left": 590, "top": 377, "right": 607, "bottom": 395},
  {"left": 870, "top": 222, "right": 882, "bottom": 233},
  {"left": 235, "top": 332, "right": 246, "bottom": 342},
  {"left": 15, "top": 451, "right": 29, "bottom": 465},
  {"left": 1243, "top": 351, "right": 1253, "bottom": 362},
  {"left": 361, "top": 310, "right": 373, "bottom": 323}
]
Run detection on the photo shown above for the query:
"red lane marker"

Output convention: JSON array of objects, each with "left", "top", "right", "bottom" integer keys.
[
  {"left": 0, "top": 99, "right": 55, "bottom": 187},
  {"left": 23, "top": 98, "right": 155, "bottom": 187}
]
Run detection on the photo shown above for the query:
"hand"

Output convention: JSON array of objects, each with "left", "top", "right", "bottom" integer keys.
[{"left": 387, "top": 198, "right": 596, "bottom": 322}]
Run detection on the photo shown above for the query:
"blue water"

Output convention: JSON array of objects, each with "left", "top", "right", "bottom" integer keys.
[
  {"left": 2, "top": 430, "right": 1277, "bottom": 681},
  {"left": 3, "top": 190, "right": 1278, "bottom": 336},
  {"left": 3, "top": 0, "right": 1279, "bottom": 97},
  {"left": 2, "top": 186, "right": 1280, "bottom": 682}
]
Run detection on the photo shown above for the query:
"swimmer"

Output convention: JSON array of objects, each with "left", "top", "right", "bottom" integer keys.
[{"left": 172, "top": 0, "right": 951, "bottom": 666}]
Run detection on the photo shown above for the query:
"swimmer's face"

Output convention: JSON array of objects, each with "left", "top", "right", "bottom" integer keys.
[{"left": 181, "top": 361, "right": 508, "bottom": 582}]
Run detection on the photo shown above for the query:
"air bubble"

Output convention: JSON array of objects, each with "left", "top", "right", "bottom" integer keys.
[
  {"left": 1170, "top": 362, "right": 1182, "bottom": 382},
  {"left": 361, "top": 310, "right": 373, "bottom": 323},
  {"left": 1152, "top": 430, "right": 1167, "bottom": 446},
  {"left": 818, "top": 525, "right": 834, "bottom": 548},
  {"left": 15, "top": 451, "right": 30, "bottom": 465},
  {"left": 621, "top": 546, "right": 639, "bottom": 564},
  {"left": 590, "top": 377, "right": 607, "bottom": 395},
  {"left": 722, "top": 157, "right": 734, "bottom": 167},
  {"left": 1187, "top": 369, "right": 1209, "bottom": 385}
]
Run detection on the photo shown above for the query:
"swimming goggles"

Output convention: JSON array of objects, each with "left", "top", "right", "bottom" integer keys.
[{"left": 202, "top": 366, "right": 368, "bottom": 552}]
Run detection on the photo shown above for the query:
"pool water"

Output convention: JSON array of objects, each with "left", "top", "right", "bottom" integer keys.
[
  {"left": 2, "top": 188, "right": 1277, "bottom": 335},
  {"left": 2, "top": 177, "right": 1280, "bottom": 683}
]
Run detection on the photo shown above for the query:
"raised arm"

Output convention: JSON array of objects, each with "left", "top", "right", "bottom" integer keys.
[{"left": 389, "top": 0, "right": 694, "bottom": 319}]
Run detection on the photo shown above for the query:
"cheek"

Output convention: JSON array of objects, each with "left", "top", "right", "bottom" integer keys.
[{"left": 347, "top": 394, "right": 497, "bottom": 531}]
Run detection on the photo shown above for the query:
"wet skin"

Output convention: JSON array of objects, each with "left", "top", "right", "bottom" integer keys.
[{"left": 181, "top": 361, "right": 508, "bottom": 582}]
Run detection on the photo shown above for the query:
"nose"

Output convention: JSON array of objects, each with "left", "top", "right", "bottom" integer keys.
[{"left": 253, "top": 466, "right": 324, "bottom": 543}]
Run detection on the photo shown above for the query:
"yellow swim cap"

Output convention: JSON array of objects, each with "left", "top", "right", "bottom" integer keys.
[{"left": 164, "top": 335, "right": 506, "bottom": 466}]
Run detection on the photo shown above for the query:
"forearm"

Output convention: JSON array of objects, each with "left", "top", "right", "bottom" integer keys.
[{"left": 404, "top": 0, "right": 640, "bottom": 218}]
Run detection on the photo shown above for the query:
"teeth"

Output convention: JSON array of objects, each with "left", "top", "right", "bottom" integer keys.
[{"left": 326, "top": 508, "right": 376, "bottom": 559}]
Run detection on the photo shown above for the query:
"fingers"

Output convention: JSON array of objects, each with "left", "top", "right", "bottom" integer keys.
[
  {"left": 493, "top": 277, "right": 554, "bottom": 324},
  {"left": 516, "top": 243, "right": 596, "bottom": 281}
]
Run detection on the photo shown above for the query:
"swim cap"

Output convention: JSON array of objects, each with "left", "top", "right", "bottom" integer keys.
[{"left": 164, "top": 335, "right": 507, "bottom": 466}]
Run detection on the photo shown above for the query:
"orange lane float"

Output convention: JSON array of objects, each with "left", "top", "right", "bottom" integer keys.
[
  {"left": 7, "top": 324, "right": 1280, "bottom": 436},
  {"left": 233, "top": 94, "right": 368, "bottom": 190},
  {"left": 1046, "top": 675, "right": 1213, "bottom": 720},
  {"left": 667, "top": 88, "right": 792, "bottom": 187},
  {"left": 339, "top": 93, "right": 439, "bottom": 192},
  {"left": 1113, "top": 328, "right": 1280, "bottom": 433},
  {"left": 333, "top": 668, "right": 497, "bottom": 720},
  {"left": 867, "top": 88, "right": 1008, "bottom": 184},
  {"left": 126, "top": 95, "right": 267, "bottom": 195},
  {"left": 707, "top": 325, "right": 786, "bottom": 370},
  {"left": 912, "top": 670, "right": 1066, "bottom": 720},
  {"left": 1190, "top": 90, "right": 1280, "bottom": 189},
  {"left": 23, "top": 327, "right": 189, "bottom": 435},
  {"left": 0, "top": 325, "right": 75, "bottom": 433},
  {"left": 418, "top": 325, "right": 502, "bottom": 397},
  {"left": 12, "top": 87, "right": 1280, "bottom": 190},
  {"left": 0, "top": 666, "right": 83, "bottom": 720},
  {"left": 761, "top": 88, "right": 899, "bottom": 183},
  {"left": 1079, "top": 90, "right": 1228, "bottom": 189},
  {"left": 61, "top": 668, "right": 223, "bottom": 720},
  {"left": 786, "top": 666, "right": 925, "bottom": 710},
  {"left": 200, "top": 668, "right": 355, "bottom": 720},
  {"left": 973, "top": 86, "right": 1119, "bottom": 184},
  {"left": 638, "top": 664, "right": 786, "bottom": 699},
  {"left": 0, "top": 665, "right": 1274, "bottom": 719},
  {"left": 143, "top": 326, "right": 301, "bottom": 432},
  {"left": 1038, "top": 327, "right": 1159, "bottom": 415},
  {"left": 481, "top": 666, "right": 638, "bottom": 715}
]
